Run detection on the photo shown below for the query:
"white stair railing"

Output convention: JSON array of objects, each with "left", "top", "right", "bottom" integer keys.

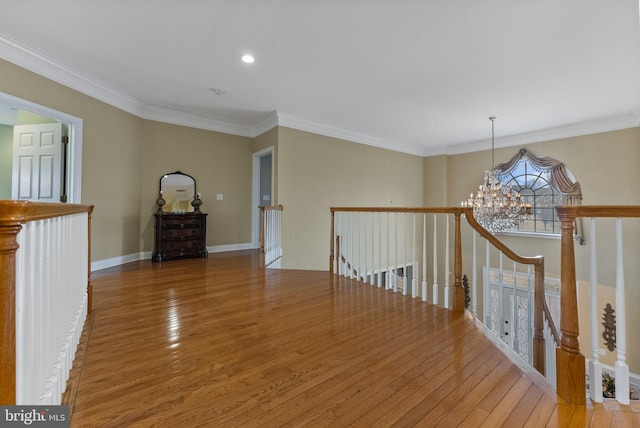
[
  {"left": 587, "top": 215, "right": 634, "bottom": 404},
  {"left": 556, "top": 205, "right": 640, "bottom": 405},
  {"left": 260, "top": 205, "right": 283, "bottom": 268},
  {"left": 331, "top": 209, "right": 454, "bottom": 306},
  {"left": 0, "top": 201, "right": 93, "bottom": 405}
]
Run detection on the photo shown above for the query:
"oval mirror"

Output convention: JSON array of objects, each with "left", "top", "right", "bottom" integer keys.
[{"left": 158, "top": 171, "right": 196, "bottom": 213}]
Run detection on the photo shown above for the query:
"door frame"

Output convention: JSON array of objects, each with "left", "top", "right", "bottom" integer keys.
[
  {"left": 0, "top": 91, "right": 83, "bottom": 203},
  {"left": 251, "top": 146, "right": 274, "bottom": 248}
]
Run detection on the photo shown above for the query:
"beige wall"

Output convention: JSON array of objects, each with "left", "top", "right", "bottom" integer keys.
[
  {"left": 424, "top": 155, "right": 448, "bottom": 206},
  {"left": 277, "top": 127, "right": 424, "bottom": 270},
  {"left": 0, "top": 59, "right": 144, "bottom": 261},
  {"left": 443, "top": 127, "right": 640, "bottom": 279},
  {"left": 0, "top": 59, "right": 255, "bottom": 261},
  {"left": 140, "top": 121, "right": 254, "bottom": 250}
]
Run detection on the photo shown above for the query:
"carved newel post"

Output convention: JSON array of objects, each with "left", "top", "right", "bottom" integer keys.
[{"left": 556, "top": 206, "right": 586, "bottom": 404}]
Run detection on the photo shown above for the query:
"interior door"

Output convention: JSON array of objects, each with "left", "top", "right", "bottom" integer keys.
[
  {"left": 12, "top": 123, "right": 63, "bottom": 202},
  {"left": 260, "top": 153, "right": 272, "bottom": 206}
]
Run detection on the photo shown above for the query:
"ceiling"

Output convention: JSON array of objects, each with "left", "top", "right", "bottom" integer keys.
[{"left": 1, "top": 0, "right": 639, "bottom": 156}]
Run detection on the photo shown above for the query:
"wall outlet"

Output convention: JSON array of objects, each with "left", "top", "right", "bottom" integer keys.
[{"left": 216, "top": 194, "right": 223, "bottom": 200}]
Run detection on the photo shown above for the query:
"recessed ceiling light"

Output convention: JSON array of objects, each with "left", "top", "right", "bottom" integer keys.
[{"left": 241, "top": 54, "right": 255, "bottom": 64}]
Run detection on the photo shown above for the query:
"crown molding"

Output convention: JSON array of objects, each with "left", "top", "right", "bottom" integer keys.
[
  {"left": 423, "top": 113, "right": 640, "bottom": 157},
  {"left": 0, "top": 31, "right": 146, "bottom": 117},
  {"left": 142, "top": 105, "right": 257, "bottom": 137},
  {"left": 2, "top": 32, "right": 638, "bottom": 157},
  {"left": 276, "top": 112, "right": 424, "bottom": 156},
  {"left": 0, "top": 32, "right": 274, "bottom": 138},
  {"left": 251, "top": 112, "right": 279, "bottom": 137}
]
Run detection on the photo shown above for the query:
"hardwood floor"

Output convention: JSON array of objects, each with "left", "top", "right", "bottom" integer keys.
[{"left": 67, "top": 250, "right": 639, "bottom": 427}]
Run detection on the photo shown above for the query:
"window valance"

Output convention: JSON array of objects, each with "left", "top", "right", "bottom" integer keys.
[{"left": 496, "top": 148, "right": 582, "bottom": 205}]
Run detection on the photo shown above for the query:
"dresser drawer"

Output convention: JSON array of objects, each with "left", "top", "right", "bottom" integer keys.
[
  {"left": 152, "top": 212, "right": 208, "bottom": 262},
  {"left": 159, "top": 239, "right": 203, "bottom": 252},
  {"left": 161, "top": 228, "right": 202, "bottom": 241},
  {"left": 162, "top": 217, "right": 203, "bottom": 228}
]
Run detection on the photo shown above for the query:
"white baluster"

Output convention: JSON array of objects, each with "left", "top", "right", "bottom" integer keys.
[
  {"left": 422, "top": 214, "right": 427, "bottom": 302},
  {"left": 589, "top": 218, "right": 603, "bottom": 402},
  {"left": 444, "top": 215, "right": 450, "bottom": 308},
  {"left": 484, "top": 240, "right": 490, "bottom": 325},
  {"left": 615, "top": 217, "right": 629, "bottom": 405},
  {"left": 350, "top": 212, "right": 355, "bottom": 279},
  {"left": 387, "top": 212, "right": 391, "bottom": 290},
  {"left": 512, "top": 261, "right": 518, "bottom": 355},
  {"left": 527, "top": 265, "right": 533, "bottom": 365},
  {"left": 339, "top": 212, "right": 344, "bottom": 276},
  {"left": 357, "top": 212, "right": 362, "bottom": 281},
  {"left": 378, "top": 212, "right": 383, "bottom": 287},
  {"left": 544, "top": 317, "right": 557, "bottom": 388},
  {"left": 363, "top": 212, "right": 367, "bottom": 282},
  {"left": 278, "top": 208, "right": 282, "bottom": 260},
  {"left": 499, "top": 252, "right": 505, "bottom": 344},
  {"left": 402, "top": 213, "right": 407, "bottom": 296},
  {"left": 370, "top": 212, "right": 375, "bottom": 285},
  {"left": 412, "top": 214, "right": 417, "bottom": 299},
  {"left": 336, "top": 213, "right": 341, "bottom": 275},
  {"left": 472, "top": 232, "right": 477, "bottom": 317},
  {"left": 394, "top": 212, "right": 399, "bottom": 293},
  {"left": 432, "top": 215, "right": 438, "bottom": 305}
]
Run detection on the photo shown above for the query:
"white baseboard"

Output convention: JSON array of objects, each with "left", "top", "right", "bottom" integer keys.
[
  {"left": 91, "top": 252, "right": 148, "bottom": 272},
  {"left": 207, "top": 243, "right": 255, "bottom": 253},
  {"left": 586, "top": 358, "right": 640, "bottom": 393},
  {"left": 91, "top": 243, "right": 256, "bottom": 272}
]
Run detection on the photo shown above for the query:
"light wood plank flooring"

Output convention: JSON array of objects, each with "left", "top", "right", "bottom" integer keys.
[{"left": 67, "top": 250, "right": 640, "bottom": 427}]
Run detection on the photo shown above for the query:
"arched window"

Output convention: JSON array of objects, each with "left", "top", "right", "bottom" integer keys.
[{"left": 496, "top": 149, "right": 581, "bottom": 236}]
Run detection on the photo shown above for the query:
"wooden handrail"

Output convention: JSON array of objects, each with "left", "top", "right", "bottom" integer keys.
[
  {"left": 463, "top": 207, "right": 549, "bottom": 375},
  {"left": 556, "top": 205, "right": 640, "bottom": 218},
  {"left": 0, "top": 201, "right": 93, "bottom": 405}
]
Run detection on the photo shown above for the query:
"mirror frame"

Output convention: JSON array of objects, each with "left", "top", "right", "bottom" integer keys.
[{"left": 157, "top": 170, "right": 198, "bottom": 214}]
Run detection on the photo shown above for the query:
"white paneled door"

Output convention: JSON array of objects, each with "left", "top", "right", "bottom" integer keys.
[{"left": 12, "top": 123, "right": 63, "bottom": 202}]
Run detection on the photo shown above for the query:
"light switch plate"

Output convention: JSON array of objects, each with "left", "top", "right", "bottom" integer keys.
[{"left": 216, "top": 194, "right": 223, "bottom": 200}]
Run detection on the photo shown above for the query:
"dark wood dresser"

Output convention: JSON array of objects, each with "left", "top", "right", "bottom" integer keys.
[{"left": 152, "top": 212, "right": 208, "bottom": 262}]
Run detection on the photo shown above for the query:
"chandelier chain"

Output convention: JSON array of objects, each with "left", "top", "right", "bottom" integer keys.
[{"left": 461, "top": 116, "right": 531, "bottom": 233}]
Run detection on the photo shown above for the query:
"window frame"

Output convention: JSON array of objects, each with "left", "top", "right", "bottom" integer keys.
[{"left": 492, "top": 149, "right": 582, "bottom": 240}]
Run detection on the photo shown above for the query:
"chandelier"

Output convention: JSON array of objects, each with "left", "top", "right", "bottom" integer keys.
[{"left": 461, "top": 116, "right": 531, "bottom": 233}]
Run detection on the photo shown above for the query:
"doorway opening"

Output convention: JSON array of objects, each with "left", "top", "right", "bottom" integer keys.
[
  {"left": 0, "top": 91, "right": 83, "bottom": 203},
  {"left": 252, "top": 146, "right": 274, "bottom": 248}
]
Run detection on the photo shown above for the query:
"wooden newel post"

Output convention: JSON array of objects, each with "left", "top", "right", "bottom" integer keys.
[
  {"left": 453, "top": 212, "right": 464, "bottom": 313},
  {"left": 556, "top": 206, "right": 586, "bottom": 404},
  {"left": 532, "top": 262, "right": 546, "bottom": 376},
  {"left": 0, "top": 223, "right": 20, "bottom": 405},
  {"left": 259, "top": 206, "right": 266, "bottom": 253}
]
